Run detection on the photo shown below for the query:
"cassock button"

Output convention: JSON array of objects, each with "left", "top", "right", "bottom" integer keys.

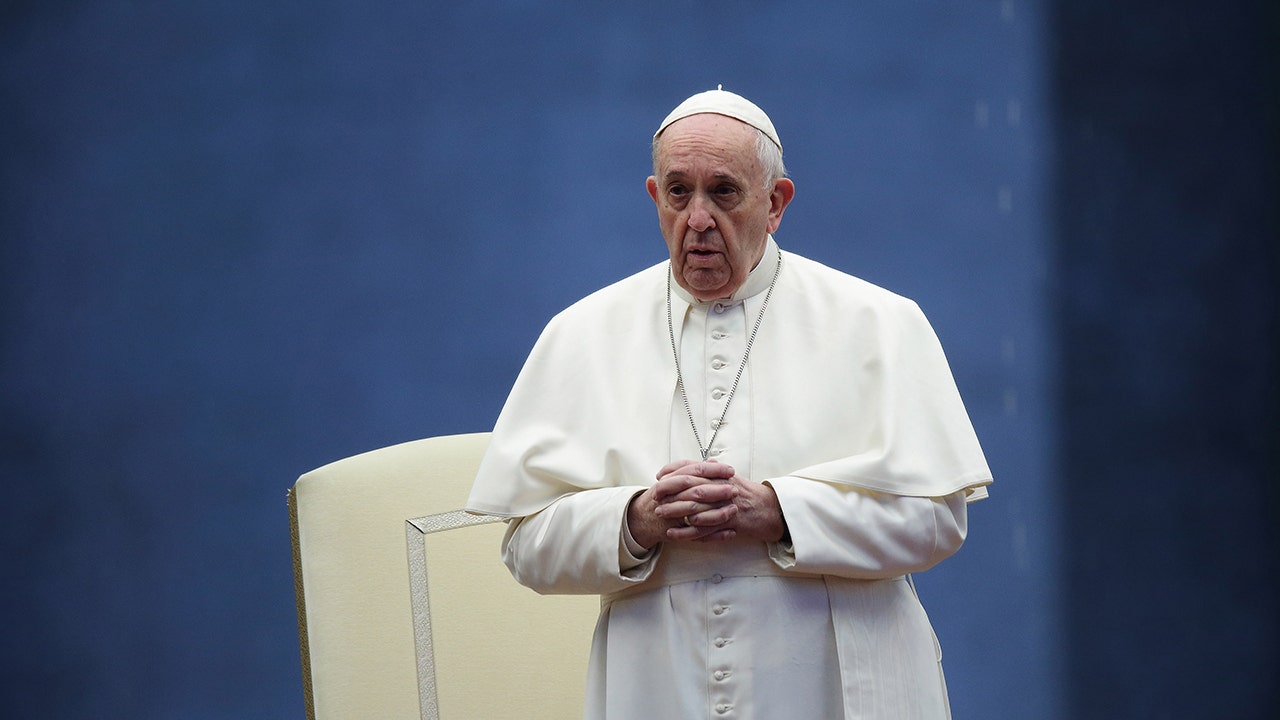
[
  {"left": 713, "top": 303, "right": 726, "bottom": 314},
  {"left": 710, "top": 418, "right": 722, "bottom": 429},
  {"left": 712, "top": 604, "right": 728, "bottom": 615},
  {"left": 711, "top": 388, "right": 726, "bottom": 400},
  {"left": 716, "top": 703, "right": 733, "bottom": 714},
  {"left": 714, "top": 637, "right": 730, "bottom": 648},
  {"left": 711, "top": 359, "right": 727, "bottom": 370},
  {"left": 711, "top": 573, "right": 723, "bottom": 583},
  {"left": 714, "top": 670, "right": 731, "bottom": 681}
]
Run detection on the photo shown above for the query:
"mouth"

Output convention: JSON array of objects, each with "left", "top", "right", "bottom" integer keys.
[{"left": 685, "top": 248, "right": 723, "bottom": 266}]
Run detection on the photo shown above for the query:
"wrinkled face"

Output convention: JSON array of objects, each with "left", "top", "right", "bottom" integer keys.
[{"left": 647, "top": 114, "right": 794, "bottom": 300}]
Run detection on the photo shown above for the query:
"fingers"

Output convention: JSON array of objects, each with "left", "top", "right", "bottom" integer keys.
[
  {"left": 652, "top": 492, "right": 734, "bottom": 521},
  {"left": 661, "top": 502, "right": 739, "bottom": 539},
  {"left": 651, "top": 461, "right": 737, "bottom": 503},
  {"left": 665, "top": 520, "right": 739, "bottom": 543},
  {"left": 654, "top": 459, "right": 735, "bottom": 482},
  {"left": 693, "top": 529, "right": 738, "bottom": 543},
  {"left": 665, "top": 521, "right": 738, "bottom": 542},
  {"left": 644, "top": 460, "right": 753, "bottom": 545}
]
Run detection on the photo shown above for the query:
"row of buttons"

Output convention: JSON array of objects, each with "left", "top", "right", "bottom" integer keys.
[
  {"left": 711, "top": 593, "right": 734, "bottom": 715},
  {"left": 706, "top": 297, "right": 745, "bottom": 716},
  {"left": 708, "top": 307, "right": 735, "bottom": 462}
]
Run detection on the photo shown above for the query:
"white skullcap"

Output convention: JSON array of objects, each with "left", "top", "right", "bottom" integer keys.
[{"left": 654, "top": 85, "right": 782, "bottom": 150}]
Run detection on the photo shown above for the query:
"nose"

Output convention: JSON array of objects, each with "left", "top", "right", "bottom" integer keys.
[{"left": 687, "top": 196, "right": 716, "bottom": 233}]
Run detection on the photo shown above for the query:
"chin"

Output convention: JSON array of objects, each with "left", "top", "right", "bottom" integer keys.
[
  {"left": 683, "top": 266, "right": 724, "bottom": 284},
  {"left": 687, "top": 281, "right": 735, "bottom": 301}
]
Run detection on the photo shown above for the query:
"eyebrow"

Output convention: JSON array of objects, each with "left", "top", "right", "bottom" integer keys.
[{"left": 661, "top": 170, "right": 741, "bottom": 185}]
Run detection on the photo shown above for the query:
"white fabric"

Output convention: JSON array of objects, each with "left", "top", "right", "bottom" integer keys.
[
  {"left": 499, "top": 477, "right": 966, "bottom": 718},
  {"left": 466, "top": 239, "right": 991, "bottom": 719},
  {"left": 467, "top": 237, "right": 992, "bottom": 519},
  {"left": 655, "top": 87, "right": 783, "bottom": 150}
]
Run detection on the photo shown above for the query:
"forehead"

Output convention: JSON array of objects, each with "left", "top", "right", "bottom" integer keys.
[{"left": 655, "top": 114, "right": 761, "bottom": 181}]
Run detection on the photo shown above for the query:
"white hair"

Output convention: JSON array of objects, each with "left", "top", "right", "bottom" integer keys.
[
  {"left": 753, "top": 129, "right": 787, "bottom": 190},
  {"left": 651, "top": 125, "right": 788, "bottom": 192}
]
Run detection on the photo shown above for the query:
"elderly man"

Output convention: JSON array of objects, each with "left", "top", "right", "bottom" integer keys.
[{"left": 467, "top": 88, "right": 992, "bottom": 719}]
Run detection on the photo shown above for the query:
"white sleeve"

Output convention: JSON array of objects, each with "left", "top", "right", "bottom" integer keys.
[
  {"left": 500, "top": 486, "right": 660, "bottom": 595},
  {"left": 766, "top": 476, "right": 969, "bottom": 579}
]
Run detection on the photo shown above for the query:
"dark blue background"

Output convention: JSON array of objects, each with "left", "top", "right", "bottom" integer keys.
[{"left": 2, "top": 2, "right": 1274, "bottom": 718}]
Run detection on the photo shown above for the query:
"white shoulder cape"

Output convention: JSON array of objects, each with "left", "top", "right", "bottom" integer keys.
[{"left": 467, "top": 248, "right": 992, "bottom": 518}]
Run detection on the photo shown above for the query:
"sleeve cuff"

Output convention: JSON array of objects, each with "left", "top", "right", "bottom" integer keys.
[
  {"left": 620, "top": 494, "right": 657, "bottom": 572},
  {"left": 763, "top": 478, "right": 797, "bottom": 568}
]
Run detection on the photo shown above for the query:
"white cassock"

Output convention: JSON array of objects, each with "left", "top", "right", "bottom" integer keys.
[{"left": 467, "top": 237, "right": 993, "bottom": 720}]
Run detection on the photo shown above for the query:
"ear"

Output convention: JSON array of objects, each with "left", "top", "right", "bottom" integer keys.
[
  {"left": 646, "top": 176, "right": 660, "bottom": 205},
  {"left": 766, "top": 178, "right": 795, "bottom": 233}
]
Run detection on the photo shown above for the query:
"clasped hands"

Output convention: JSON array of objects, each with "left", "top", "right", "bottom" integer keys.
[{"left": 626, "top": 459, "right": 786, "bottom": 550}]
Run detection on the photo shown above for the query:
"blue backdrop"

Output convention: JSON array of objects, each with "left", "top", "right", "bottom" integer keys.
[{"left": 1, "top": 2, "right": 1274, "bottom": 718}]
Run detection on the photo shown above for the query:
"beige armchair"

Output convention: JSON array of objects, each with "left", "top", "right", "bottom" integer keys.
[{"left": 289, "top": 432, "right": 599, "bottom": 719}]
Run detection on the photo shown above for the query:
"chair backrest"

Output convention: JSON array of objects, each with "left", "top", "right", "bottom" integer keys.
[{"left": 289, "top": 432, "right": 599, "bottom": 719}]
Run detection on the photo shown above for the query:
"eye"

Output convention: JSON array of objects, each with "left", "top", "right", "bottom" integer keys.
[
  {"left": 712, "top": 183, "right": 742, "bottom": 205},
  {"left": 664, "top": 184, "right": 691, "bottom": 207}
]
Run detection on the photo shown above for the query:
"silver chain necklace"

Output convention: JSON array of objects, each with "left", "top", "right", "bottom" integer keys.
[{"left": 667, "top": 247, "right": 782, "bottom": 461}]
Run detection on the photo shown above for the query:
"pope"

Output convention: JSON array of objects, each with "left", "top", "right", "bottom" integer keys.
[{"left": 467, "top": 87, "right": 993, "bottom": 719}]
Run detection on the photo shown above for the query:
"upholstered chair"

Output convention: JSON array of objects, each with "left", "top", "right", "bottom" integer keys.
[{"left": 289, "top": 432, "right": 598, "bottom": 719}]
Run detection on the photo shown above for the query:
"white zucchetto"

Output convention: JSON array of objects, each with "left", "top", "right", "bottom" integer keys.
[{"left": 654, "top": 86, "right": 782, "bottom": 150}]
